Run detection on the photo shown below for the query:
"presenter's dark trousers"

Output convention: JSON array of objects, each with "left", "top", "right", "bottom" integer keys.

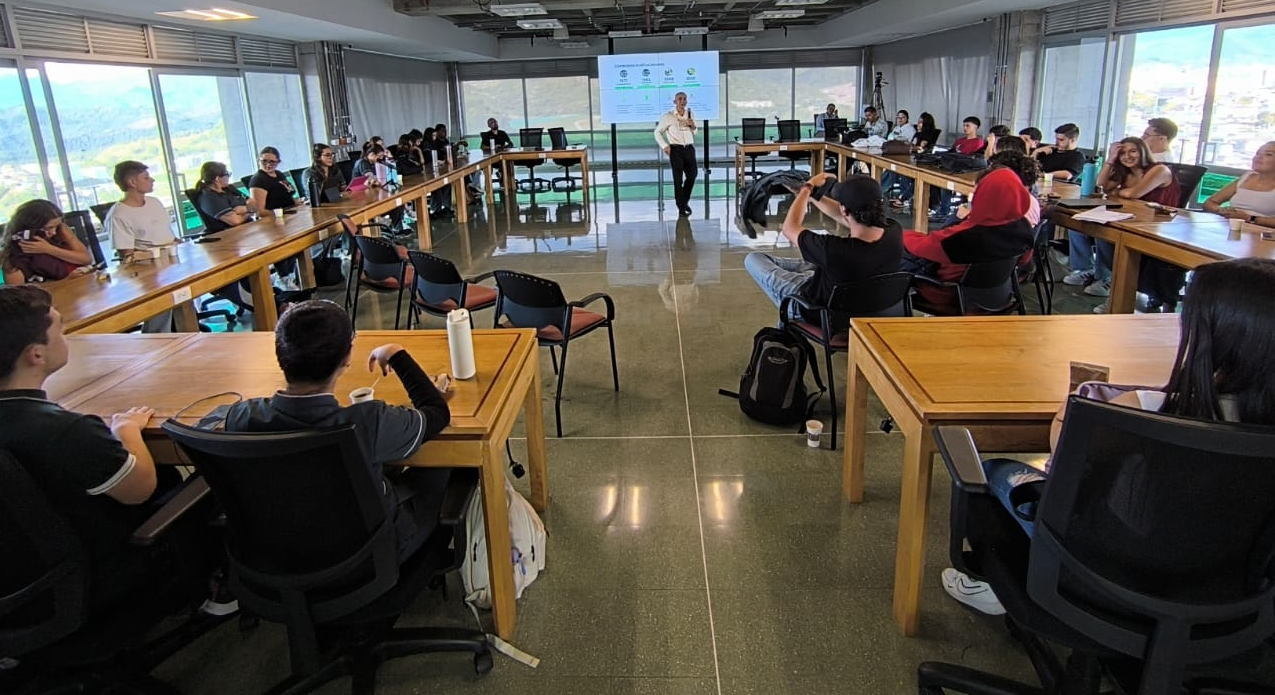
[{"left": 668, "top": 144, "right": 697, "bottom": 212}]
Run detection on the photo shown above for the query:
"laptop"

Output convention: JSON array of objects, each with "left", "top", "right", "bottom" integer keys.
[{"left": 346, "top": 175, "right": 371, "bottom": 192}]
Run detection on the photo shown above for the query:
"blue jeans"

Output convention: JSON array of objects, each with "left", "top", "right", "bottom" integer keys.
[
  {"left": 1067, "top": 231, "right": 1112, "bottom": 280},
  {"left": 982, "top": 458, "right": 1046, "bottom": 536},
  {"left": 744, "top": 252, "right": 814, "bottom": 319},
  {"left": 882, "top": 171, "right": 915, "bottom": 201}
]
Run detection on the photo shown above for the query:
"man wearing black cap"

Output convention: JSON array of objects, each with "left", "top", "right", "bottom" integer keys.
[{"left": 743, "top": 173, "right": 903, "bottom": 326}]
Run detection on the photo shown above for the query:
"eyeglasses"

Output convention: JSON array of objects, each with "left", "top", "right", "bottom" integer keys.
[
  {"left": 260, "top": 158, "right": 280, "bottom": 165},
  {"left": 320, "top": 152, "right": 335, "bottom": 158},
  {"left": 216, "top": 172, "right": 232, "bottom": 178}
]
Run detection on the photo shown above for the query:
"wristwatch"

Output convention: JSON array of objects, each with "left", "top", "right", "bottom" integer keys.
[{"left": 1249, "top": 214, "right": 1258, "bottom": 224}]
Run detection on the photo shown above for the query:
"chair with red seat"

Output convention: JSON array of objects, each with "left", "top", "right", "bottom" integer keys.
[
  {"left": 337, "top": 214, "right": 412, "bottom": 329},
  {"left": 491, "top": 269, "right": 618, "bottom": 438},
  {"left": 404, "top": 251, "right": 497, "bottom": 329},
  {"left": 780, "top": 272, "right": 913, "bottom": 450}
]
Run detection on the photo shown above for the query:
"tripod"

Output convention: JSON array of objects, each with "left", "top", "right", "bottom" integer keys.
[{"left": 871, "top": 71, "right": 887, "bottom": 117}]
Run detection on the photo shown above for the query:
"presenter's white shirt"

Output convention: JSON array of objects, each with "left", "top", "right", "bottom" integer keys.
[{"left": 655, "top": 110, "right": 696, "bottom": 149}]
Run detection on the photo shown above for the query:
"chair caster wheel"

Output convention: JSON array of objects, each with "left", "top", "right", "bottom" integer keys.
[
  {"left": 879, "top": 418, "right": 895, "bottom": 434},
  {"left": 474, "top": 650, "right": 494, "bottom": 675},
  {"left": 509, "top": 462, "right": 526, "bottom": 478}
]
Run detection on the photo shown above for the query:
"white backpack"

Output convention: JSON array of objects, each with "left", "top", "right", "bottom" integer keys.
[{"left": 461, "top": 475, "right": 546, "bottom": 609}]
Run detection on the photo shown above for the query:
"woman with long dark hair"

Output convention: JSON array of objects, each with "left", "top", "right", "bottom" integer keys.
[
  {"left": 1, "top": 199, "right": 91, "bottom": 284},
  {"left": 194, "top": 161, "right": 255, "bottom": 234},
  {"left": 942, "top": 257, "right": 1275, "bottom": 615},
  {"left": 303, "top": 143, "right": 347, "bottom": 204},
  {"left": 248, "top": 146, "right": 300, "bottom": 212}
]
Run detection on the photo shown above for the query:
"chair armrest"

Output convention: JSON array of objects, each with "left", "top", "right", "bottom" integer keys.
[
  {"left": 911, "top": 273, "right": 950, "bottom": 289},
  {"left": 439, "top": 469, "right": 479, "bottom": 528},
  {"left": 465, "top": 270, "right": 496, "bottom": 285},
  {"left": 933, "top": 426, "right": 988, "bottom": 495},
  {"left": 570, "top": 292, "right": 615, "bottom": 320},
  {"left": 130, "top": 475, "right": 211, "bottom": 547},
  {"left": 779, "top": 293, "right": 820, "bottom": 324}
]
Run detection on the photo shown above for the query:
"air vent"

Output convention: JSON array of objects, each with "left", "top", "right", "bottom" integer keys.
[
  {"left": 237, "top": 37, "right": 299, "bottom": 67},
  {"left": 1115, "top": 0, "right": 1213, "bottom": 25},
  {"left": 0, "top": 8, "right": 12, "bottom": 48},
  {"left": 1043, "top": 1, "right": 1110, "bottom": 36},
  {"left": 195, "top": 32, "right": 237, "bottom": 63},
  {"left": 85, "top": 18, "right": 148, "bottom": 57},
  {"left": 1220, "top": 0, "right": 1271, "bottom": 11},
  {"left": 152, "top": 26, "right": 200, "bottom": 61},
  {"left": 13, "top": 8, "right": 89, "bottom": 53}
]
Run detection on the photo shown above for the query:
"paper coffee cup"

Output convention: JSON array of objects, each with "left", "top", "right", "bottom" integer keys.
[
  {"left": 1042, "top": 172, "right": 1054, "bottom": 184},
  {"left": 349, "top": 387, "right": 375, "bottom": 404},
  {"left": 166, "top": 244, "right": 178, "bottom": 258},
  {"left": 806, "top": 420, "right": 824, "bottom": 448},
  {"left": 273, "top": 208, "right": 284, "bottom": 220}
]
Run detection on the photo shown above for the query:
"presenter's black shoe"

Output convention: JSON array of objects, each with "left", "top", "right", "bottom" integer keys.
[{"left": 678, "top": 207, "right": 692, "bottom": 216}]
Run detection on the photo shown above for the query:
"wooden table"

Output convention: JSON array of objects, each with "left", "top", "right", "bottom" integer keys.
[
  {"left": 499, "top": 147, "right": 590, "bottom": 213},
  {"left": 734, "top": 140, "right": 828, "bottom": 189},
  {"left": 59, "top": 329, "right": 548, "bottom": 640},
  {"left": 841, "top": 314, "right": 1181, "bottom": 635}
]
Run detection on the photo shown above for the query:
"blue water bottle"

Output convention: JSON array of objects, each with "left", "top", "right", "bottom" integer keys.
[{"left": 1078, "top": 160, "right": 1097, "bottom": 197}]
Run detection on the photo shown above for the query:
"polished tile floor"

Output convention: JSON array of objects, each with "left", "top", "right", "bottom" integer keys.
[{"left": 153, "top": 177, "right": 1245, "bottom": 694}]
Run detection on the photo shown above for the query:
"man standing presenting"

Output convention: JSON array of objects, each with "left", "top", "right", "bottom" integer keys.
[{"left": 654, "top": 92, "right": 698, "bottom": 217}]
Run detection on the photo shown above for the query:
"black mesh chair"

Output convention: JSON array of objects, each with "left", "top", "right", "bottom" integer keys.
[
  {"left": 776, "top": 119, "right": 809, "bottom": 171},
  {"left": 89, "top": 202, "right": 115, "bottom": 226},
  {"left": 516, "top": 128, "right": 550, "bottom": 194},
  {"left": 921, "top": 398, "right": 1275, "bottom": 695},
  {"left": 911, "top": 257, "right": 1026, "bottom": 316},
  {"left": 337, "top": 214, "right": 411, "bottom": 330},
  {"left": 1166, "top": 162, "right": 1207, "bottom": 208},
  {"left": 547, "top": 127, "right": 581, "bottom": 193},
  {"left": 336, "top": 157, "right": 355, "bottom": 184},
  {"left": 735, "top": 118, "right": 767, "bottom": 182},
  {"left": 160, "top": 422, "right": 492, "bottom": 693},
  {"left": 404, "top": 250, "right": 497, "bottom": 329},
  {"left": 176, "top": 189, "right": 249, "bottom": 329},
  {"left": 492, "top": 269, "right": 618, "bottom": 438},
  {"left": 62, "top": 209, "right": 106, "bottom": 265},
  {"left": 780, "top": 269, "right": 913, "bottom": 451},
  {"left": 0, "top": 450, "right": 223, "bottom": 694},
  {"left": 288, "top": 168, "right": 309, "bottom": 195}
]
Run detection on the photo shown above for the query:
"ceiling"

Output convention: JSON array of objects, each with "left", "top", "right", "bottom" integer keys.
[{"left": 391, "top": 0, "right": 879, "bottom": 40}]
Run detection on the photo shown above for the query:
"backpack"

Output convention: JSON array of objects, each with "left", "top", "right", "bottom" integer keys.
[
  {"left": 725, "top": 326, "right": 826, "bottom": 426},
  {"left": 461, "top": 475, "right": 546, "bottom": 609}
]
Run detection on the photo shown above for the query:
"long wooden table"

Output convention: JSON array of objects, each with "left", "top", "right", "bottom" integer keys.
[
  {"left": 841, "top": 314, "right": 1181, "bottom": 636},
  {"left": 1054, "top": 201, "right": 1275, "bottom": 313},
  {"left": 734, "top": 139, "right": 828, "bottom": 188},
  {"left": 58, "top": 329, "right": 547, "bottom": 640}
]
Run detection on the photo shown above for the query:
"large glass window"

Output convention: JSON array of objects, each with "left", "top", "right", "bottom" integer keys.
[
  {"left": 245, "top": 71, "right": 310, "bottom": 168},
  {"left": 0, "top": 67, "right": 48, "bottom": 221},
  {"left": 461, "top": 79, "right": 525, "bottom": 139},
  {"left": 44, "top": 62, "right": 172, "bottom": 213},
  {"left": 159, "top": 73, "right": 253, "bottom": 205},
  {"left": 1037, "top": 39, "right": 1107, "bottom": 150},
  {"left": 526, "top": 76, "right": 591, "bottom": 133},
  {"left": 794, "top": 66, "right": 858, "bottom": 130},
  {"left": 25, "top": 68, "right": 71, "bottom": 212},
  {"left": 1111, "top": 25, "right": 1213, "bottom": 163},
  {"left": 727, "top": 68, "right": 793, "bottom": 124},
  {"left": 1202, "top": 23, "right": 1275, "bottom": 168}
]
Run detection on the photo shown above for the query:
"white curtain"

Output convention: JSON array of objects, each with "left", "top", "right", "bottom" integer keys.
[
  {"left": 344, "top": 50, "right": 451, "bottom": 143},
  {"left": 873, "top": 23, "right": 993, "bottom": 145}
]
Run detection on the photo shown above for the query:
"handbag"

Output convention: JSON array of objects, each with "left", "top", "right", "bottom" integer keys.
[
  {"left": 311, "top": 236, "right": 345, "bottom": 288},
  {"left": 881, "top": 140, "right": 911, "bottom": 155}
]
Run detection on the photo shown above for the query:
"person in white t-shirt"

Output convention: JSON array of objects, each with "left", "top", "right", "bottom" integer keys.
[
  {"left": 104, "top": 161, "right": 178, "bottom": 332},
  {"left": 1141, "top": 117, "right": 1177, "bottom": 163},
  {"left": 889, "top": 110, "right": 916, "bottom": 142}
]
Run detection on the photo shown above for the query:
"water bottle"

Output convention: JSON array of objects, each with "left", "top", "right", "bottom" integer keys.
[{"left": 1078, "top": 160, "right": 1097, "bottom": 197}]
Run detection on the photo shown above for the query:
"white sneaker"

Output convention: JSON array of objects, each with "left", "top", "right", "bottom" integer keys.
[
  {"left": 1083, "top": 279, "right": 1111, "bottom": 297},
  {"left": 1048, "top": 249, "right": 1070, "bottom": 269},
  {"left": 1093, "top": 302, "right": 1109, "bottom": 314},
  {"left": 1062, "top": 270, "right": 1094, "bottom": 286},
  {"left": 941, "top": 568, "right": 1006, "bottom": 615}
]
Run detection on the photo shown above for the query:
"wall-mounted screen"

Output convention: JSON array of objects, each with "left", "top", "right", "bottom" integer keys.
[{"left": 597, "top": 51, "right": 720, "bottom": 123}]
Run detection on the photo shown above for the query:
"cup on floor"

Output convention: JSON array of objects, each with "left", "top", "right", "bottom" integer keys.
[{"left": 806, "top": 420, "right": 824, "bottom": 448}]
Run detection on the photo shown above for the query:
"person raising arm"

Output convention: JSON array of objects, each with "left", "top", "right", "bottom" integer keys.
[{"left": 1, "top": 200, "right": 91, "bottom": 285}]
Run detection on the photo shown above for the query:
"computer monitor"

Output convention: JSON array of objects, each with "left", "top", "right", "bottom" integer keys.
[{"left": 822, "top": 118, "right": 847, "bottom": 141}]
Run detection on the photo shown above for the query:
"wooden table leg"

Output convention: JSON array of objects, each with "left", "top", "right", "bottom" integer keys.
[
  {"left": 842, "top": 355, "right": 869, "bottom": 503},
  {"left": 1109, "top": 238, "right": 1140, "bottom": 314},
  {"left": 735, "top": 149, "right": 742, "bottom": 190},
  {"left": 417, "top": 192, "right": 434, "bottom": 251},
  {"left": 522, "top": 347, "right": 548, "bottom": 513},
  {"left": 297, "top": 252, "right": 316, "bottom": 289},
  {"left": 913, "top": 180, "right": 930, "bottom": 231},
  {"left": 484, "top": 163, "right": 495, "bottom": 207},
  {"left": 892, "top": 424, "right": 937, "bottom": 637},
  {"left": 249, "top": 266, "right": 278, "bottom": 331},
  {"left": 454, "top": 178, "right": 468, "bottom": 221},
  {"left": 480, "top": 437, "right": 518, "bottom": 640},
  {"left": 172, "top": 301, "right": 199, "bottom": 332},
  {"left": 580, "top": 154, "right": 590, "bottom": 214},
  {"left": 837, "top": 152, "right": 846, "bottom": 181}
]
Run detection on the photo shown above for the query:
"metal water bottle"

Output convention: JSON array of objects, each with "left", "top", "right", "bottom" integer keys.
[{"left": 1078, "top": 160, "right": 1098, "bottom": 197}]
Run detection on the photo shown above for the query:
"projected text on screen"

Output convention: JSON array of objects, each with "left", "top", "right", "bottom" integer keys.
[{"left": 597, "top": 51, "right": 720, "bottom": 123}]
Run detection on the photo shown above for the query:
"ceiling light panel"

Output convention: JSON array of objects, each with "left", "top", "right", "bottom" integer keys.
[
  {"left": 757, "top": 9, "right": 805, "bottom": 19},
  {"left": 155, "top": 8, "right": 258, "bottom": 21},
  {"left": 560, "top": 40, "right": 590, "bottom": 48},
  {"left": 773, "top": 0, "right": 829, "bottom": 5},
  {"left": 490, "top": 3, "right": 547, "bottom": 17},
  {"left": 673, "top": 26, "right": 708, "bottom": 35},
  {"left": 516, "top": 17, "right": 565, "bottom": 29},
  {"left": 725, "top": 34, "right": 756, "bottom": 41},
  {"left": 607, "top": 29, "right": 643, "bottom": 37}
]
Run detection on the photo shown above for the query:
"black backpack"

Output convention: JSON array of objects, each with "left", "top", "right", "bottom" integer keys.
[{"left": 721, "top": 326, "right": 826, "bottom": 427}]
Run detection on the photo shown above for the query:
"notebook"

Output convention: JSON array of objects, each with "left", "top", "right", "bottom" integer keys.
[
  {"left": 346, "top": 175, "right": 371, "bottom": 192},
  {"left": 1058, "top": 198, "right": 1123, "bottom": 210}
]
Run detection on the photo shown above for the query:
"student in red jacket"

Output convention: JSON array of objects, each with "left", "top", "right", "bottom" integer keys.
[{"left": 900, "top": 167, "right": 1034, "bottom": 312}]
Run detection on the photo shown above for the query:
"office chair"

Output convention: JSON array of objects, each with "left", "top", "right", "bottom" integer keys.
[
  {"left": 921, "top": 398, "right": 1275, "bottom": 694},
  {"left": 62, "top": 210, "right": 106, "bottom": 265},
  {"left": 335, "top": 157, "right": 355, "bottom": 184},
  {"left": 735, "top": 118, "right": 767, "bottom": 183},
  {"left": 336, "top": 214, "right": 411, "bottom": 330},
  {"left": 492, "top": 269, "right": 619, "bottom": 438},
  {"left": 0, "top": 450, "right": 225, "bottom": 694},
  {"left": 547, "top": 127, "right": 580, "bottom": 193},
  {"left": 1167, "top": 162, "right": 1207, "bottom": 208},
  {"left": 288, "top": 167, "right": 309, "bottom": 195},
  {"left": 780, "top": 269, "right": 913, "bottom": 450},
  {"left": 776, "top": 120, "right": 808, "bottom": 170},
  {"left": 160, "top": 422, "right": 492, "bottom": 694},
  {"left": 89, "top": 202, "right": 115, "bottom": 226},
  {"left": 403, "top": 250, "right": 497, "bottom": 329},
  {"left": 239, "top": 174, "right": 254, "bottom": 191},
  {"left": 514, "top": 128, "right": 550, "bottom": 195},
  {"left": 911, "top": 257, "right": 1027, "bottom": 316}
]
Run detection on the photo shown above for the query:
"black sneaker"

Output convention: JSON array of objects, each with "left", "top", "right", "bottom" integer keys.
[{"left": 200, "top": 570, "right": 239, "bottom": 616}]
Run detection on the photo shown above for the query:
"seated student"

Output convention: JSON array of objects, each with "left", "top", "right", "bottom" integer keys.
[
  {"left": 941, "top": 257, "right": 1275, "bottom": 615},
  {"left": 944, "top": 147, "right": 1038, "bottom": 228},
  {"left": 0, "top": 285, "right": 220, "bottom": 616},
  {"left": 862, "top": 106, "right": 888, "bottom": 139},
  {"left": 1204, "top": 141, "right": 1275, "bottom": 227},
  {"left": 104, "top": 161, "right": 179, "bottom": 333},
  {"left": 901, "top": 167, "right": 1035, "bottom": 313},
  {"left": 1030, "top": 123, "right": 1085, "bottom": 181},
  {"left": 814, "top": 103, "right": 838, "bottom": 135},
  {"left": 889, "top": 110, "right": 917, "bottom": 142},
  {"left": 1142, "top": 117, "right": 1177, "bottom": 163},
  {"left": 981, "top": 124, "right": 1012, "bottom": 157},
  {"left": 951, "top": 116, "right": 986, "bottom": 156},
  {"left": 303, "top": 144, "right": 348, "bottom": 203},
  {"left": 480, "top": 118, "right": 513, "bottom": 151},
  {"left": 888, "top": 112, "right": 942, "bottom": 209},
  {"left": 224, "top": 300, "right": 453, "bottom": 561},
  {"left": 744, "top": 174, "right": 904, "bottom": 329},
  {"left": 248, "top": 146, "right": 301, "bottom": 212},
  {"left": 194, "top": 161, "right": 256, "bottom": 234},
  {"left": 1018, "top": 127, "right": 1042, "bottom": 152},
  {"left": 352, "top": 144, "right": 387, "bottom": 184},
  {"left": 1, "top": 200, "right": 92, "bottom": 285}
]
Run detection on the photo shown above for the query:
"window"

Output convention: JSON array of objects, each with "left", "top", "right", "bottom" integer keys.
[
  {"left": 727, "top": 68, "right": 793, "bottom": 124},
  {"left": 794, "top": 66, "right": 858, "bottom": 129},
  {"left": 159, "top": 73, "right": 253, "bottom": 197},
  {"left": 461, "top": 79, "right": 524, "bottom": 139},
  {"left": 245, "top": 72, "right": 310, "bottom": 168},
  {"left": 44, "top": 62, "right": 173, "bottom": 214},
  {"left": 1037, "top": 39, "right": 1107, "bottom": 150},
  {"left": 0, "top": 68, "right": 50, "bottom": 221},
  {"left": 1202, "top": 23, "right": 1275, "bottom": 168},
  {"left": 1110, "top": 25, "right": 1214, "bottom": 163},
  {"left": 526, "top": 76, "right": 591, "bottom": 133}
]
